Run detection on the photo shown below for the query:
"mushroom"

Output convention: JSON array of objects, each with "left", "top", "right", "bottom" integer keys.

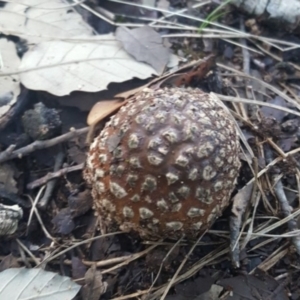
[{"left": 84, "top": 87, "right": 241, "bottom": 239}]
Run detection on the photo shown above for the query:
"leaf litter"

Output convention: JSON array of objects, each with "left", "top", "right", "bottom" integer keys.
[
  {"left": 19, "top": 36, "right": 158, "bottom": 96},
  {"left": 115, "top": 25, "right": 170, "bottom": 74},
  {"left": 1, "top": 0, "right": 300, "bottom": 299}
]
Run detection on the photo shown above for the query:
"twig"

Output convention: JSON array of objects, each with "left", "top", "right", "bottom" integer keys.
[
  {"left": 27, "top": 163, "right": 84, "bottom": 189},
  {"left": 160, "top": 232, "right": 206, "bottom": 300},
  {"left": 26, "top": 186, "right": 45, "bottom": 234},
  {"left": 147, "top": 237, "right": 183, "bottom": 295},
  {"left": 16, "top": 239, "right": 40, "bottom": 266},
  {"left": 273, "top": 178, "right": 300, "bottom": 254},
  {"left": 25, "top": 189, "right": 54, "bottom": 240},
  {"left": 250, "top": 242, "right": 289, "bottom": 273},
  {"left": 148, "top": 244, "right": 228, "bottom": 300},
  {"left": 240, "top": 17, "right": 250, "bottom": 75},
  {"left": 101, "top": 243, "right": 158, "bottom": 275},
  {"left": 37, "top": 232, "right": 123, "bottom": 267},
  {"left": 38, "top": 151, "right": 65, "bottom": 209},
  {"left": 0, "top": 127, "right": 89, "bottom": 163}
]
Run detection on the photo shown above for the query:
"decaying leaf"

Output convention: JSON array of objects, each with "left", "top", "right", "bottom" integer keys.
[
  {"left": 52, "top": 208, "right": 75, "bottom": 235},
  {"left": 172, "top": 54, "right": 216, "bottom": 87},
  {"left": 68, "top": 190, "right": 94, "bottom": 218},
  {"left": 72, "top": 257, "right": 87, "bottom": 281},
  {"left": 165, "top": 276, "right": 215, "bottom": 300},
  {"left": 0, "top": 163, "right": 18, "bottom": 195},
  {"left": 0, "top": 268, "right": 81, "bottom": 299},
  {"left": 218, "top": 269, "right": 289, "bottom": 300},
  {"left": 19, "top": 35, "right": 157, "bottom": 96},
  {"left": 0, "top": 0, "right": 93, "bottom": 44},
  {"left": 81, "top": 265, "right": 108, "bottom": 300},
  {"left": 196, "top": 284, "right": 224, "bottom": 300},
  {"left": 260, "top": 96, "right": 287, "bottom": 121},
  {"left": 116, "top": 26, "right": 170, "bottom": 74},
  {"left": 0, "top": 254, "right": 20, "bottom": 272}
]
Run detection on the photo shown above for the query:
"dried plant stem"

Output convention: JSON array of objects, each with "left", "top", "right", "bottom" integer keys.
[
  {"left": 160, "top": 233, "right": 206, "bottom": 300},
  {"left": 101, "top": 243, "right": 158, "bottom": 275},
  {"left": 38, "top": 151, "right": 65, "bottom": 209},
  {"left": 0, "top": 127, "right": 89, "bottom": 163},
  {"left": 273, "top": 178, "right": 300, "bottom": 254},
  {"left": 37, "top": 232, "right": 123, "bottom": 267},
  {"left": 25, "top": 187, "right": 54, "bottom": 240},
  {"left": 16, "top": 239, "right": 40, "bottom": 266},
  {"left": 147, "top": 237, "right": 183, "bottom": 295},
  {"left": 27, "top": 163, "right": 84, "bottom": 189}
]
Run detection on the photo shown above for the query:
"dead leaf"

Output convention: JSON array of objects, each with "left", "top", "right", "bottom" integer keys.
[
  {"left": 196, "top": 284, "right": 223, "bottom": 300},
  {"left": 19, "top": 35, "right": 157, "bottom": 96},
  {"left": 0, "top": 38, "right": 21, "bottom": 127},
  {"left": 172, "top": 54, "right": 216, "bottom": 87},
  {"left": 116, "top": 26, "right": 170, "bottom": 74},
  {"left": 166, "top": 276, "right": 215, "bottom": 300},
  {"left": 0, "top": 0, "right": 92, "bottom": 44},
  {"left": 87, "top": 99, "right": 125, "bottom": 126},
  {"left": 116, "top": 56, "right": 215, "bottom": 97},
  {"left": 218, "top": 269, "right": 289, "bottom": 300},
  {"left": 0, "top": 163, "right": 19, "bottom": 194},
  {"left": 52, "top": 208, "right": 75, "bottom": 235},
  {"left": 115, "top": 84, "right": 149, "bottom": 99},
  {"left": 81, "top": 265, "right": 108, "bottom": 300},
  {"left": 72, "top": 257, "right": 87, "bottom": 280},
  {"left": 68, "top": 190, "right": 93, "bottom": 218},
  {"left": 260, "top": 96, "right": 287, "bottom": 122},
  {"left": 87, "top": 57, "right": 216, "bottom": 127},
  {"left": 0, "top": 268, "right": 80, "bottom": 299},
  {"left": 67, "top": 145, "right": 86, "bottom": 164},
  {"left": 0, "top": 254, "right": 20, "bottom": 272}
]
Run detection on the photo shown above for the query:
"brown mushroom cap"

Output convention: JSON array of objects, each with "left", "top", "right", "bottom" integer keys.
[{"left": 84, "top": 87, "right": 241, "bottom": 239}]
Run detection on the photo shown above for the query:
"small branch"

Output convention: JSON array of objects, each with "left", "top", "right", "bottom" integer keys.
[
  {"left": 0, "top": 127, "right": 89, "bottom": 163},
  {"left": 273, "top": 178, "right": 300, "bottom": 254},
  {"left": 38, "top": 151, "right": 65, "bottom": 209},
  {"left": 27, "top": 163, "right": 85, "bottom": 190}
]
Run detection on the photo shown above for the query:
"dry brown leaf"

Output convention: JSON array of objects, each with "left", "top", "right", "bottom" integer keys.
[
  {"left": 88, "top": 56, "right": 216, "bottom": 127},
  {"left": 115, "top": 84, "right": 149, "bottom": 99},
  {"left": 116, "top": 56, "right": 215, "bottom": 98},
  {"left": 87, "top": 100, "right": 125, "bottom": 126}
]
